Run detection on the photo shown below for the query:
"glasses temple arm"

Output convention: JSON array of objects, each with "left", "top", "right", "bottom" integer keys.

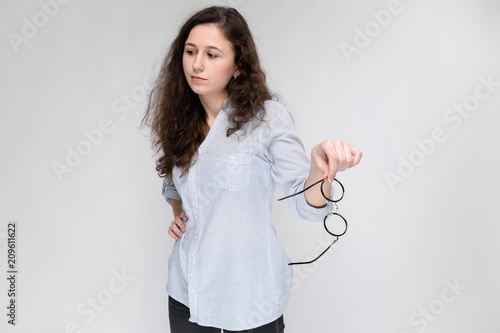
[
  {"left": 288, "top": 237, "right": 339, "bottom": 266},
  {"left": 277, "top": 179, "right": 324, "bottom": 201}
]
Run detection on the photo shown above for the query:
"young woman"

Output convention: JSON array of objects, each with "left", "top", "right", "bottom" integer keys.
[{"left": 142, "top": 6, "right": 362, "bottom": 333}]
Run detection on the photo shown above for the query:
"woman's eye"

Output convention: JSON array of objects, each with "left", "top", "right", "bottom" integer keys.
[
  {"left": 208, "top": 53, "right": 217, "bottom": 58},
  {"left": 185, "top": 50, "right": 195, "bottom": 55}
]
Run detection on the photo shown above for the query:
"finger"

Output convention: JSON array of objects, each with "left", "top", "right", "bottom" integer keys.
[
  {"left": 180, "top": 211, "right": 188, "bottom": 222},
  {"left": 168, "top": 226, "right": 180, "bottom": 240},
  {"left": 174, "top": 218, "right": 186, "bottom": 233},
  {"left": 326, "top": 145, "right": 339, "bottom": 183},
  {"left": 334, "top": 140, "right": 350, "bottom": 168},
  {"left": 342, "top": 141, "right": 354, "bottom": 168},
  {"left": 312, "top": 146, "right": 330, "bottom": 179},
  {"left": 350, "top": 145, "right": 363, "bottom": 167},
  {"left": 170, "top": 222, "right": 184, "bottom": 238}
]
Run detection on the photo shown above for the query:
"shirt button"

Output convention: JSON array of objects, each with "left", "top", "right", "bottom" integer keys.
[
  {"left": 190, "top": 289, "right": 194, "bottom": 293},
  {"left": 194, "top": 216, "right": 198, "bottom": 220},
  {"left": 191, "top": 193, "right": 195, "bottom": 198},
  {"left": 194, "top": 235, "right": 198, "bottom": 240},
  {"left": 229, "top": 155, "right": 234, "bottom": 160},
  {"left": 189, "top": 272, "right": 193, "bottom": 277},
  {"left": 190, "top": 252, "right": 194, "bottom": 257}
]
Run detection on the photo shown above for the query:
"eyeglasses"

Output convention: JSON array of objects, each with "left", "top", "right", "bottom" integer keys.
[{"left": 277, "top": 178, "right": 347, "bottom": 266}]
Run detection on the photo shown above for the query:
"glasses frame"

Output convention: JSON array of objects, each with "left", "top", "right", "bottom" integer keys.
[{"left": 278, "top": 178, "right": 348, "bottom": 266}]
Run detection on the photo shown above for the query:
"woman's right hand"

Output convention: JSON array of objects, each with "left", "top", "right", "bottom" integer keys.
[{"left": 168, "top": 212, "right": 188, "bottom": 240}]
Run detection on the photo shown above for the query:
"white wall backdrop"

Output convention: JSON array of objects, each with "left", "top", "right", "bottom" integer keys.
[{"left": 1, "top": 0, "right": 499, "bottom": 332}]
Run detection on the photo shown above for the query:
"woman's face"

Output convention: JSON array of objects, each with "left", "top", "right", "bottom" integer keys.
[{"left": 183, "top": 24, "right": 240, "bottom": 100}]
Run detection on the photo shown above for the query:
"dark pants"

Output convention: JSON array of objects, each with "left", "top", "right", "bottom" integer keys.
[{"left": 169, "top": 296, "right": 285, "bottom": 333}]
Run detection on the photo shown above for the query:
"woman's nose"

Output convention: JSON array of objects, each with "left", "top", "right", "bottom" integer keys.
[{"left": 193, "top": 54, "right": 204, "bottom": 71}]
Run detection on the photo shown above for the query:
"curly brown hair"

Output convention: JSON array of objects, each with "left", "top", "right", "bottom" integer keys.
[{"left": 141, "top": 6, "right": 275, "bottom": 180}]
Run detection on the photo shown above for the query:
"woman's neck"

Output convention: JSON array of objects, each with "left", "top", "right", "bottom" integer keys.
[{"left": 199, "top": 93, "right": 227, "bottom": 127}]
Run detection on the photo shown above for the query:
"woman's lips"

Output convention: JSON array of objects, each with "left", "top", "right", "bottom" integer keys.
[{"left": 191, "top": 76, "right": 206, "bottom": 81}]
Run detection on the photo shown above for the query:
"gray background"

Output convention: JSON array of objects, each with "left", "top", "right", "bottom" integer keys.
[{"left": 1, "top": 0, "right": 499, "bottom": 332}]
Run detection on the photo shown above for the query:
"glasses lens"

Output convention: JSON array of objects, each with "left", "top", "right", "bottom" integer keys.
[
  {"left": 322, "top": 179, "right": 344, "bottom": 202},
  {"left": 324, "top": 212, "right": 347, "bottom": 237}
]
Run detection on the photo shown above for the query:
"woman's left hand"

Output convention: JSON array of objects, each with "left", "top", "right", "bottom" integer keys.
[{"left": 311, "top": 139, "right": 362, "bottom": 182}]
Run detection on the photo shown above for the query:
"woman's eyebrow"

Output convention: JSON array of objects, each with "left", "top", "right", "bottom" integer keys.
[{"left": 184, "top": 43, "right": 224, "bottom": 54}]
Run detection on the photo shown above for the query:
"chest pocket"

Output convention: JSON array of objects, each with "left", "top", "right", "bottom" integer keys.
[{"left": 213, "top": 153, "right": 251, "bottom": 192}]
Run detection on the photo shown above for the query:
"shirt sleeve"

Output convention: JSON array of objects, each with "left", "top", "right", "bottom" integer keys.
[
  {"left": 263, "top": 101, "right": 330, "bottom": 222},
  {"left": 162, "top": 177, "right": 182, "bottom": 206}
]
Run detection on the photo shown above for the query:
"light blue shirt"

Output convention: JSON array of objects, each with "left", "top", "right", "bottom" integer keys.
[{"left": 162, "top": 99, "right": 329, "bottom": 330}]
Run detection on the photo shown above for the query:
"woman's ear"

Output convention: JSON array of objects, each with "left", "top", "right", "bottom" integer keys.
[{"left": 233, "top": 68, "right": 241, "bottom": 78}]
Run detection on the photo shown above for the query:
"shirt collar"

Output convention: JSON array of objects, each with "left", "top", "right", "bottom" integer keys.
[{"left": 221, "top": 98, "right": 233, "bottom": 113}]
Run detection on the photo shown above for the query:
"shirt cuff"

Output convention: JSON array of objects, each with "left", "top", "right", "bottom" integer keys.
[
  {"left": 294, "top": 180, "right": 330, "bottom": 222},
  {"left": 162, "top": 178, "right": 182, "bottom": 206}
]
